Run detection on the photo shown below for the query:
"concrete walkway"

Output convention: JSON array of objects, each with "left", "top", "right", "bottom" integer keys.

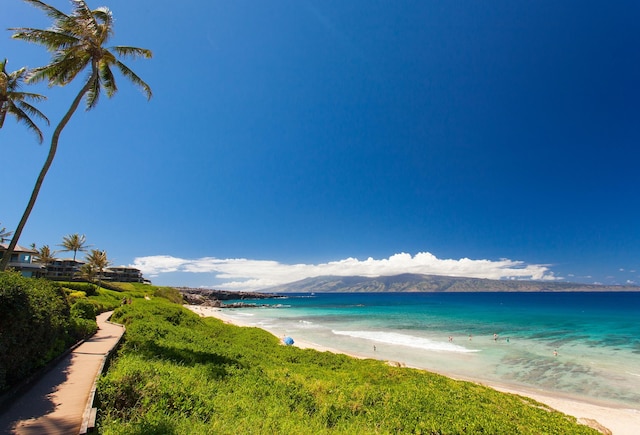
[{"left": 0, "top": 311, "right": 124, "bottom": 435}]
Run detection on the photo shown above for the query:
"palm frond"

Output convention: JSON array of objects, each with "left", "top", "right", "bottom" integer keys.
[
  {"left": 112, "top": 46, "right": 153, "bottom": 60},
  {"left": 5, "top": 101, "right": 45, "bottom": 143},
  {"left": 84, "top": 73, "right": 101, "bottom": 110},
  {"left": 92, "top": 7, "right": 113, "bottom": 24},
  {"left": 55, "top": 50, "right": 92, "bottom": 85},
  {"left": 11, "top": 28, "right": 79, "bottom": 51},
  {"left": 22, "top": 0, "right": 69, "bottom": 22},
  {"left": 92, "top": 7, "right": 114, "bottom": 43},
  {"left": 71, "top": 0, "right": 100, "bottom": 40},
  {"left": 114, "top": 60, "right": 152, "bottom": 100},
  {"left": 12, "top": 91, "right": 48, "bottom": 103},
  {"left": 16, "top": 100, "right": 49, "bottom": 125},
  {"left": 1, "top": 60, "right": 48, "bottom": 141},
  {"left": 28, "top": 49, "right": 91, "bottom": 86},
  {"left": 98, "top": 61, "right": 117, "bottom": 98},
  {"left": 6, "top": 67, "right": 28, "bottom": 89}
]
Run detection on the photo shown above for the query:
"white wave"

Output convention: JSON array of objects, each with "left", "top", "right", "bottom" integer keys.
[
  {"left": 297, "top": 320, "right": 322, "bottom": 329},
  {"left": 627, "top": 372, "right": 640, "bottom": 378},
  {"left": 332, "top": 330, "right": 480, "bottom": 353}
]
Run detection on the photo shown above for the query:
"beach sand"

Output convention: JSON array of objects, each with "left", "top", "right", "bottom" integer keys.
[{"left": 187, "top": 305, "right": 640, "bottom": 435}]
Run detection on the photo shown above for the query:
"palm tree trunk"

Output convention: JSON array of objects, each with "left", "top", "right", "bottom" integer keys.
[{"left": 0, "top": 75, "right": 96, "bottom": 271}]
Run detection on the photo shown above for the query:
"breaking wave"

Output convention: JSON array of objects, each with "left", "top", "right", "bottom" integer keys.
[{"left": 332, "top": 330, "right": 480, "bottom": 353}]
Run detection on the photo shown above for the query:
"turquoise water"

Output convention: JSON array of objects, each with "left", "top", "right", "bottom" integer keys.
[{"left": 223, "top": 292, "right": 640, "bottom": 409}]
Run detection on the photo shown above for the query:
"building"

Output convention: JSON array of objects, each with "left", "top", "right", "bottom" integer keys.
[
  {"left": 102, "top": 266, "right": 145, "bottom": 283},
  {"left": 1, "top": 244, "right": 147, "bottom": 283},
  {"left": 45, "top": 262, "right": 145, "bottom": 283},
  {"left": 0, "top": 243, "right": 42, "bottom": 278},
  {"left": 46, "top": 258, "right": 85, "bottom": 280}
]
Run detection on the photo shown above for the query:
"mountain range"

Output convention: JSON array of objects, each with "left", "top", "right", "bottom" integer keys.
[{"left": 263, "top": 273, "right": 640, "bottom": 293}]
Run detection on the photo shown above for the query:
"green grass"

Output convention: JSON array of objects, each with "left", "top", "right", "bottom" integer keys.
[{"left": 96, "top": 298, "right": 598, "bottom": 434}]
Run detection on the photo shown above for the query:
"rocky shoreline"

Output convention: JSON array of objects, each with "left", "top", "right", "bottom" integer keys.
[{"left": 177, "top": 287, "right": 282, "bottom": 308}]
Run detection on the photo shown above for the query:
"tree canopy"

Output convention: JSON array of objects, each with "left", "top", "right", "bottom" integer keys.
[{"left": 0, "top": 58, "right": 49, "bottom": 142}]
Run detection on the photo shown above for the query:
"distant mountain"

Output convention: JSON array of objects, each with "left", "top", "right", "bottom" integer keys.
[{"left": 263, "top": 273, "right": 640, "bottom": 293}]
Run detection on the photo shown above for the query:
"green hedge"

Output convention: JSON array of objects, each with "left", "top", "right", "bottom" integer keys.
[
  {"left": 0, "top": 272, "right": 101, "bottom": 392},
  {"left": 0, "top": 272, "right": 71, "bottom": 391},
  {"left": 60, "top": 281, "right": 98, "bottom": 296}
]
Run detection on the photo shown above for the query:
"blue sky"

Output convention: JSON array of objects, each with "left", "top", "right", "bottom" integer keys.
[{"left": 2, "top": 0, "right": 639, "bottom": 290}]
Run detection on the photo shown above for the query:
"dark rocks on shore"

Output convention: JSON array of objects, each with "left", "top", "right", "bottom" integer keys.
[{"left": 178, "top": 287, "right": 282, "bottom": 308}]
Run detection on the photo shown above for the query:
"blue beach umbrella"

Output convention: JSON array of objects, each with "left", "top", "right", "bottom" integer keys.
[{"left": 283, "top": 336, "right": 294, "bottom": 346}]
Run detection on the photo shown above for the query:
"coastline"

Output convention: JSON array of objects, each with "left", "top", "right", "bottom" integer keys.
[{"left": 187, "top": 304, "right": 640, "bottom": 435}]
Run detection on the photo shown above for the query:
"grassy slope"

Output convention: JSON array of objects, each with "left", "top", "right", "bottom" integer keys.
[{"left": 96, "top": 297, "right": 598, "bottom": 435}]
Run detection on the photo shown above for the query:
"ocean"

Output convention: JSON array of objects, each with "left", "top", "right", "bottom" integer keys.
[{"left": 221, "top": 292, "right": 640, "bottom": 410}]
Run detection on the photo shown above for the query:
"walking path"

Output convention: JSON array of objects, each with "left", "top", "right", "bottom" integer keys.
[{"left": 0, "top": 311, "right": 124, "bottom": 435}]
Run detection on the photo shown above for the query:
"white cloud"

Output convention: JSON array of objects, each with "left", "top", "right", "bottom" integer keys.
[{"left": 131, "top": 252, "right": 557, "bottom": 291}]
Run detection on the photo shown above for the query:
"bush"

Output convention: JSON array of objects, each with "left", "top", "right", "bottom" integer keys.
[
  {"left": 69, "top": 316, "right": 98, "bottom": 341},
  {"left": 71, "top": 299, "right": 97, "bottom": 320},
  {"left": 0, "top": 272, "right": 72, "bottom": 391},
  {"left": 67, "top": 290, "right": 87, "bottom": 305},
  {"left": 153, "top": 286, "right": 183, "bottom": 304},
  {"left": 61, "top": 281, "right": 98, "bottom": 296}
]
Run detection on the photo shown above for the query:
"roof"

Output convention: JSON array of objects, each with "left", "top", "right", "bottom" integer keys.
[{"left": 0, "top": 243, "right": 37, "bottom": 254}]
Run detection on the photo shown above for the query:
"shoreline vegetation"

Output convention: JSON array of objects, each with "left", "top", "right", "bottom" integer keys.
[
  {"left": 187, "top": 304, "right": 640, "bottom": 435},
  {"left": 95, "top": 291, "right": 602, "bottom": 434},
  {"left": 3, "top": 273, "right": 637, "bottom": 433}
]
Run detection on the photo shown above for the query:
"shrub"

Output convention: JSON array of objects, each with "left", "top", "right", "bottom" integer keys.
[
  {"left": 66, "top": 290, "right": 87, "bottom": 305},
  {"left": 0, "top": 272, "right": 72, "bottom": 391},
  {"left": 69, "top": 316, "right": 98, "bottom": 341},
  {"left": 153, "top": 286, "right": 183, "bottom": 304},
  {"left": 61, "top": 281, "right": 98, "bottom": 296},
  {"left": 71, "top": 299, "right": 97, "bottom": 320}
]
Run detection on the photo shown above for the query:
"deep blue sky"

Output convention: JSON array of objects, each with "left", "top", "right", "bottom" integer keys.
[{"left": 2, "top": 1, "right": 639, "bottom": 289}]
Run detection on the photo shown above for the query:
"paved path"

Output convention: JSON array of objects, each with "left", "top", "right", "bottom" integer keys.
[{"left": 0, "top": 311, "right": 124, "bottom": 435}]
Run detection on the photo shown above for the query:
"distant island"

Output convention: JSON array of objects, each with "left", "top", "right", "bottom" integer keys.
[{"left": 262, "top": 273, "right": 640, "bottom": 293}]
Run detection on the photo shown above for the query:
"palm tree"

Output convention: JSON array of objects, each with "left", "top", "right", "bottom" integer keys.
[
  {"left": 34, "top": 244, "right": 56, "bottom": 271},
  {"left": 85, "top": 249, "right": 110, "bottom": 289},
  {"left": 77, "top": 262, "right": 97, "bottom": 285},
  {"left": 59, "top": 233, "right": 88, "bottom": 261},
  {"left": 0, "top": 58, "right": 49, "bottom": 142},
  {"left": 0, "top": 0, "right": 152, "bottom": 271},
  {"left": 0, "top": 224, "right": 13, "bottom": 244}
]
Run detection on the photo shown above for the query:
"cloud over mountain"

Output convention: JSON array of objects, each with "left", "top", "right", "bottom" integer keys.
[{"left": 131, "top": 252, "right": 557, "bottom": 291}]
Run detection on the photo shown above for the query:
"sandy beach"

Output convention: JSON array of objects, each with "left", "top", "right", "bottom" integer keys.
[{"left": 187, "top": 305, "right": 640, "bottom": 435}]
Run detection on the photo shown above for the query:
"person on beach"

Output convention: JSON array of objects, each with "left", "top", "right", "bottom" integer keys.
[{"left": 493, "top": 333, "right": 498, "bottom": 341}]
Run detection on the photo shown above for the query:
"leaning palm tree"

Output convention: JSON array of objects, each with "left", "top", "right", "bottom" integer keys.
[
  {"left": 85, "top": 249, "right": 110, "bottom": 289},
  {"left": 0, "top": 0, "right": 152, "bottom": 271},
  {"left": 0, "top": 58, "right": 49, "bottom": 142},
  {"left": 59, "top": 233, "right": 88, "bottom": 261}
]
